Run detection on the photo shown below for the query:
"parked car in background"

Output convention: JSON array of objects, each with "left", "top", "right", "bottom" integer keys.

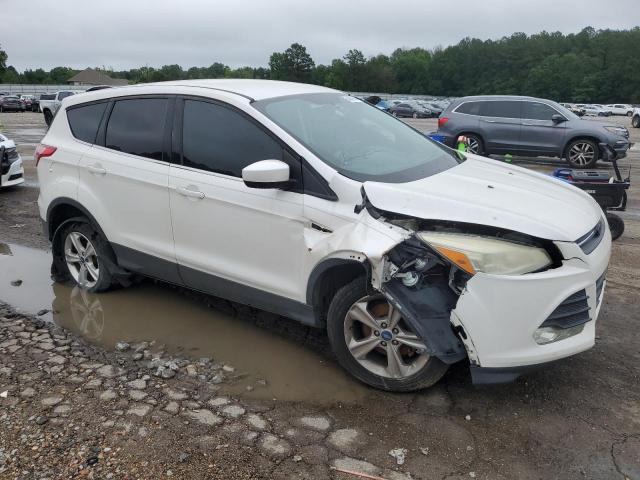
[
  {"left": 437, "top": 95, "right": 630, "bottom": 168},
  {"left": 593, "top": 104, "right": 613, "bottom": 116},
  {"left": 19, "top": 95, "right": 39, "bottom": 112},
  {"left": 417, "top": 101, "right": 442, "bottom": 116},
  {"left": 560, "top": 103, "right": 585, "bottom": 116},
  {"left": 0, "top": 95, "right": 25, "bottom": 112},
  {"left": 389, "top": 101, "right": 430, "bottom": 118},
  {"left": 577, "top": 104, "right": 610, "bottom": 117},
  {"left": 606, "top": 104, "right": 634, "bottom": 116},
  {"left": 40, "top": 90, "right": 83, "bottom": 126},
  {"left": 632, "top": 107, "right": 640, "bottom": 128},
  {"left": 0, "top": 133, "right": 24, "bottom": 187},
  {"left": 37, "top": 80, "right": 611, "bottom": 391}
]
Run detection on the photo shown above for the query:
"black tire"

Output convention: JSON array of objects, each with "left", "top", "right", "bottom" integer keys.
[
  {"left": 565, "top": 138, "right": 599, "bottom": 169},
  {"left": 43, "top": 109, "right": 53, "bottom": 126},
  {"left": 632, "top": 115, "right": 640, "bottom": 128},
  {"left": 56, "top": 221, "right": 117, "bottom": 292},
  {"left": 606, "top": 213, "right": 624, "bottom": 241},
  {"left": 627, "top": 111, "right": 633, "bottom": 117},
  {"left": 326, "top": 277, "right": 449, "bottom": 392}
]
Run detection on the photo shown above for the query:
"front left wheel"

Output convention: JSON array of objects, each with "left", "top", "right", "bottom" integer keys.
[{"left": 327, "top": 277, "right": 449, "bottom": 392}]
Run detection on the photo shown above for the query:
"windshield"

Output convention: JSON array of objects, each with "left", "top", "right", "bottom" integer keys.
[{"left": 253, "top": 93, "right": 462, "bottom": 183}]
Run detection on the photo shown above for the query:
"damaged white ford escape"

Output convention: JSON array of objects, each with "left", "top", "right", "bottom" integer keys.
[{"left": 37, "top": 80, "right": 610, "bottom": 391}]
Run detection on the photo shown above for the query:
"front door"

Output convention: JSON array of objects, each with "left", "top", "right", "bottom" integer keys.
[
  {"left": 519, "top": 101, "right": 567, "bottom": 155},
  {"left": 169, "top": 97, "right": 307, "bottom": 309}
]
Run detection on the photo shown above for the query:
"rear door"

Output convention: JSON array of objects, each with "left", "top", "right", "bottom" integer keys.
[
  {"left": 169, "top": 97, "right": 307, "bottom": 304},
  {"left": 77, "top": 96, "right": 179, "bottom": 282},
  {"left": 519, "top": 101, "right": 567, "bottom": 156},
  {"left": 476, "top": 100, "right": 522, "bottom": 154}
]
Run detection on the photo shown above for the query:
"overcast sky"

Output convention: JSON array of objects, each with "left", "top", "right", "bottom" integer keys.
[{"left": 2, "top": 0, "right": 639, "bottom": 72}]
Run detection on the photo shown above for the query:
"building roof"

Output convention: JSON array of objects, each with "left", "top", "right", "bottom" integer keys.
[{"left": 67, "top": 68, "right": 128, "bottom": 86}]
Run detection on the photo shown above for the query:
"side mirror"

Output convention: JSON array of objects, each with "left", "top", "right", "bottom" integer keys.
[
  {"left": 551, "top": 114, "right": 566, "bottom": 124},
  {"left": 242, "top": 160, "right": 290, "bottom": 189}
]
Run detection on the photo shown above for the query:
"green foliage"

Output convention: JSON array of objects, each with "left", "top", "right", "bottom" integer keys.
[{"left": 2, "top": 29, "right": 640, "bottom": 102}]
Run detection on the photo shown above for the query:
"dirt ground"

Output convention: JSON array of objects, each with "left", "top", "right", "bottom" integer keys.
[{"left": 1, "top": 111, "right": 639, "bottom": 480}]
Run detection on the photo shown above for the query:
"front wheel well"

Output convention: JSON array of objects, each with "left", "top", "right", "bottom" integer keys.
[{"left": 308, "top": 260, "right": 370, "bottom": 326}]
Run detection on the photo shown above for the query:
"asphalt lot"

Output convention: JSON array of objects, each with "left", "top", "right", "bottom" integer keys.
[{"left": 0, "top": 111, "right": 639, "bottom": 479}]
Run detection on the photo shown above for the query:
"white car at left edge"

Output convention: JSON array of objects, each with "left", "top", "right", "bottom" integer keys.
[{"left": 0, "top": 133, "right": 24, "bottom": 188}]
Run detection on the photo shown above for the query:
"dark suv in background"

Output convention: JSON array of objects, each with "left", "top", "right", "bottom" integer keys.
[{"left": 437, "top": 95, "right": 630, "bottom": 168}]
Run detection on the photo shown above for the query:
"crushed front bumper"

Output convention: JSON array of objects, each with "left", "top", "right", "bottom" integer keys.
[{"left": 451, "top": 221, "right": 611, "bottom": 383}]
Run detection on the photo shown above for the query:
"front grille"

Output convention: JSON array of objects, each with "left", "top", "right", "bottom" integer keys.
[
  {"left": 8, "top": 173, "right": 22, "bottom": 181},
  {"left": 541, "top": 289, "right": 590, "bottom": 329},
  {"left": 576, "top": 218, "right": 605, "bottom": 255},
  {"left": 596, "top": 272, "right": 606, "bottom": 304}
]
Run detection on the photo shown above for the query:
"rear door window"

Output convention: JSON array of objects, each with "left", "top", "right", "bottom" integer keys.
[
  {"left": 181, "top": 99, "right": 284, "bottom": 177},
  {"left": 522, "top": 102, "right": 558, "bottom": 121},
  {"left": 479, "top": 101, "right": 521, "bottom": 118},
  {"left": 67, "top": 102, "right": 108, "bottom": 144},
  {"left": 105, "top": 98, "right": 169, "bottom": 161}
]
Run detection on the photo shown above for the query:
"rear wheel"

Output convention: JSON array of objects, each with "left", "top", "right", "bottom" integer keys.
[
  {"left": 464, "top": 134, "right": 484, "bottom": 155},
  {"left": 412, "top": 112, "right": 418, "bottom": 119},
  {"left": 627, "top": 111, "right": 633, "bottom": 117},
  {"left": 326, "top": 278, "right": 448, "bottom": 392},
  {"left": 43, "top": 109, "right": 53, "bottom": 126},
  {"left": 632, "top": 115, "right": 640, "bottom": 128},
  {"left": 565, "top": 139, "right": 598, "bottom": 168},
  {"left": 59, "top": 222, "right": 116, "bottom": 292},
  {"left": 606, "top": 213, "right": 624, "bottom": 241}
]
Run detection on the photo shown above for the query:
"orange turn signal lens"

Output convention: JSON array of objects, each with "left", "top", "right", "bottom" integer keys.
[{"left": 434, "top": 246, "right": 476, "bottom": 275}]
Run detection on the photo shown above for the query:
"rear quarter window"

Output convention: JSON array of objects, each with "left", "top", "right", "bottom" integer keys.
[
  {"left": 67, "top": 102, "right": 108, "bottom": 144},
  {"left": 455, "top": 101, "right": 483, "bottom": 115}
]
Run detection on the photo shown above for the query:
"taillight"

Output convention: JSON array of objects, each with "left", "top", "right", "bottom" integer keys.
[
  {"left": 438, "top": 117, "right": 449, "bottom": 129},
  {"left": 35, "top": 144, "right": 57, "bottom": 166}
]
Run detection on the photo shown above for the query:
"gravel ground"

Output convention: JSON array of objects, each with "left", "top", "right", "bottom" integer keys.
[{"left": 1, "top": 111, "right": 639, "bottom": 479}]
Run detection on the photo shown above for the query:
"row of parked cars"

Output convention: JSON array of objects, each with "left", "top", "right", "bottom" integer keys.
[
  {"left": 560, "top": 103, "right": 636, "bottom": 117},
  {"left": 0, "top": 93, "right": 40, "bottom": 112}
]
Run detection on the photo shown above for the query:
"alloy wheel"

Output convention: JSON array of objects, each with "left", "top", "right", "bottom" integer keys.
[
  {"left": 343, "top": 295, "right": 429, "bottom": 379},
  {"left": 64, "top": 231, "right": 100, "bottom": 289},
  {"left": 569, "top": 142, "right": 595, "bottom": 166},
  {"left": 466, "top": 136, "right": 480, "bottom": 154}
]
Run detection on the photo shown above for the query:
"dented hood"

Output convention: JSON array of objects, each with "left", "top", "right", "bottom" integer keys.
[{"left": 363, "top": 155, "right": 601, "bottom": 242}]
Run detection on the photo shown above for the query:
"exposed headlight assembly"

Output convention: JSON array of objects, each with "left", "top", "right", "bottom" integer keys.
[
  {"left": 604, "top": 126, "right": 628, "bottom": 137},
  {"left": 417, "top": 232, "right": 552, "bottom": 275}
]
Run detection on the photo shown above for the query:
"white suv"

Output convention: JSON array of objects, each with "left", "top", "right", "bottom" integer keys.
[{"left": 37, "top": 80, "right": 610, "bottom": 391}]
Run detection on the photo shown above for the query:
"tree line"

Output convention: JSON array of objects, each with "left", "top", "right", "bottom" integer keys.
[{"left": 1, "top": 27, "right": 639, "bottom": 102}]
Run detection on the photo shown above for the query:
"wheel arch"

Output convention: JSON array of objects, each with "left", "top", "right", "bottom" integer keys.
[
  {"left": 306, "top": 258, "right": 371, "bottom": 326},
  {"left": 46, "top": 197, "right": 109, "bottom": 243}
]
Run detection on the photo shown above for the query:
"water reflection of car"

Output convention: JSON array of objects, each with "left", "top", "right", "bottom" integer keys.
[
  {"left": 0, "top": 133, "right": 24, "bottom": 187},
  {"left": 38, "top": 80, "right": 611, "bottom": 392}
]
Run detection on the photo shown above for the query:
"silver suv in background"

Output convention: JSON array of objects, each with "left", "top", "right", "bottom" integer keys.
[{"left": 437, "top": 95, "right": 630, "bottom": 168}]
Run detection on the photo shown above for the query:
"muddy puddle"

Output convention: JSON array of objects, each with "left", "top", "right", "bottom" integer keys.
[{"left": 0, "top": 242, "right": 372, "bottom": 403}]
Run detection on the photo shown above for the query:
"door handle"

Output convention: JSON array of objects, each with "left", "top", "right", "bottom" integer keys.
[
  {"left": 176, "top": 186, "right": 205, "bottom": 199},
  {"left": 87, "top": 164, "right": 106, "bottom": 175}
]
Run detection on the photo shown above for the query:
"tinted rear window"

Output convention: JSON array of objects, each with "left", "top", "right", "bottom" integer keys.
[
  {"left": 67, "top": 102, "right": 108, "bottom": 144},
  {"left": 105, "top": 98, "right": 168, "bottom": 161},
  {"left": 479, "top": 101, "right": 521, "bottom": 118},
  {"left": 455, "top": 101, "right": 483, "bottom": 115}
]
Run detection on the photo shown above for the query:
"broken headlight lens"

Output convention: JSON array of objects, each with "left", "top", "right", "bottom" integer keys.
[{"left": 417, "top": 232, "right": 552, "bottom": 275}]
